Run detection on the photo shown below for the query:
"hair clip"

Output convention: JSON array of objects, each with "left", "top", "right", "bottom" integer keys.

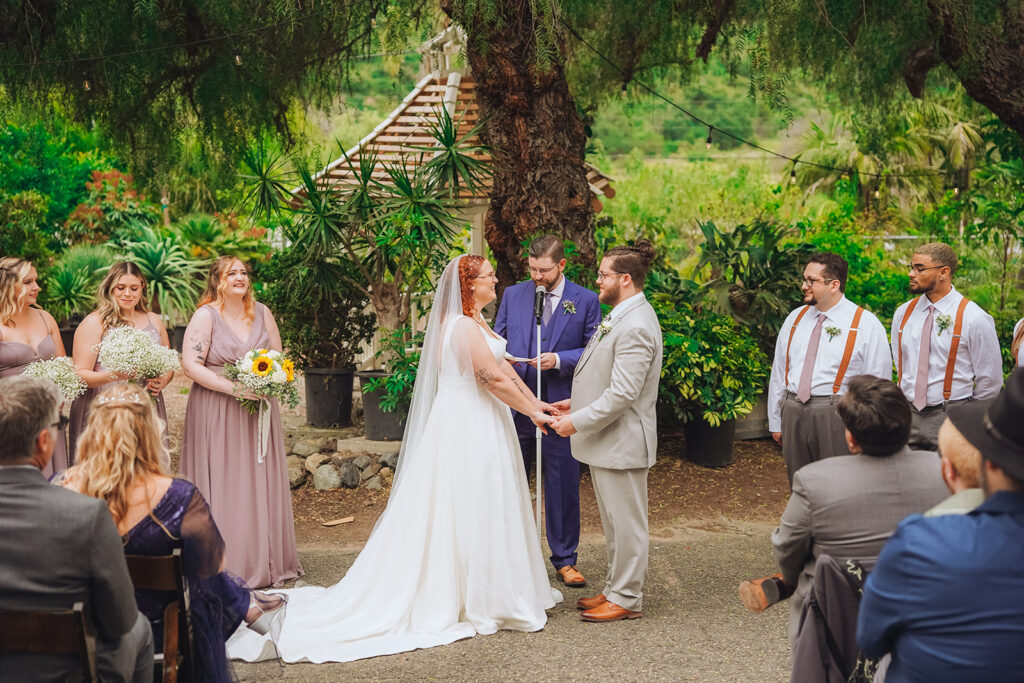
[{"left": 93, "top": 390, "right": 149, "bottom": 406}]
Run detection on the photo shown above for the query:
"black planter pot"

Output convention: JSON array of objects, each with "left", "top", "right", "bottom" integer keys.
[
  {"left": 169, "top": 325, "right": 188, "bottom": 353},
  {"left": 304, "top": 367, "right": 356, "bottom": 428},
  {"left": 58, "top": 327, "right": 76, "bottom": 356},
  {"left": 356, "top": 370, "right": 405, "bottom": 441},
  {"left": 683, "top": 418, "right": 737, "bottom": 468}
]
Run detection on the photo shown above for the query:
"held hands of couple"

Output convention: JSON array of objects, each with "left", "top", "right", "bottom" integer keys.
[{"left": 544, "top": 399, "right": 576, "bottom": 437}]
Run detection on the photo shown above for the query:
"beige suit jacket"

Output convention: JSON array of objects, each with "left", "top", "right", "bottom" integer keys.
[{"left": 570, "top": 294, "right": 663, "bottom": 469}]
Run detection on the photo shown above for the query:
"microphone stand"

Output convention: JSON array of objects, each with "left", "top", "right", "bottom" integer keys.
[{"left": 534, "top": 287, "right": 545, "bottom": 542}]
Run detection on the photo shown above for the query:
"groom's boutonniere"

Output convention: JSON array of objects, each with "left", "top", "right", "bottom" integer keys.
[
  {"left": 936, "top": 313, "right": 953, "bottom": 336},
  {"left": 824, "top": 325, "right": 842, "bottom": 342},
  {"left": 562, "top": 300, "right": 576, "bottom": 315},
  {"left": 596, "top": 316, "right": 613, "bottom": 341}
]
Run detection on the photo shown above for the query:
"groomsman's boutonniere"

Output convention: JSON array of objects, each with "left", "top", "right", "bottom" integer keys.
[
  {"left": 597, "top": 317, "right": 613, "bottom": 341},
  {"left": 936, "top": 313, "right": 953, "bottom": 336},
  {"left": 562, "top": 300, "right": 576, "bottom": 315},
  {"left": 825, "top": 325, "right": 842, "bottom": 342}
]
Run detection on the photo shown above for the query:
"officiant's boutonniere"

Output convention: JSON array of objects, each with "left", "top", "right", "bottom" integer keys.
[
  {"left": 596, "top": 317, "right": 613, "bottom": 341},
  {"left": 562, "top": 300, "right": 576, "bottom": 315},
  {"left": 936, "top": 313, "right": 953, "bottom": 336},
  {"left": 825, "top": 325, "right": 842, "bottom": 342}
]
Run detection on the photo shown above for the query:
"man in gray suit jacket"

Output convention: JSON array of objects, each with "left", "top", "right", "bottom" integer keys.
[
  {"left": 552, "top": 240, "right": 663, "bottom": 623},
  {"left": 750, "top": 375, "right": 948, "bottom": 640},
  {"left": 0, "top": 376, "right": 153, "bottom": 682}
]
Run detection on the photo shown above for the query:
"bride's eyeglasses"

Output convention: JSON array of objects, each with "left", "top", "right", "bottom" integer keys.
[{"left": 473, "top": 273, "right": 498, "bottom": 281}]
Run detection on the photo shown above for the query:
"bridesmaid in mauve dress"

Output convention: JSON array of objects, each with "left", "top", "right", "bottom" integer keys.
[
  {"left": 69, "top": 262, "right": 173, "bottom": 463},
  {"left": 180, "top": 256, "right": 301, "bottom": 589},
  {"left": 0, "top": 258, "right": 70, "bottom": 477}
]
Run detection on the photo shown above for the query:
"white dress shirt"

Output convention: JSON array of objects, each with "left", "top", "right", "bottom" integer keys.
[
  {"left": 768, "top": 297, "right": 892, "bottom": 431},
  {"left": 1015, "top": 318, "right": 1024, "bottom": 367},
  {"left": 608, "top": 291, "right": 644, "bottom": 319},
  {"left": 891, "top": 286, "right": 1002, "bottom": 407}
]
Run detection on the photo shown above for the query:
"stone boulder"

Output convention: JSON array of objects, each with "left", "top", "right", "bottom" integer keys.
[
  {"left": 304, "top": 452, "right": 331, "bottom": 474},
  {"left": 364, "top": 475, "right": 382, "bottom": 490},
  {"left": 380, "top": 451, "right": 400, "bottom": 470},
  {"left": 352, "top": 455, "right": 372, "bottom": 470},
  {"left": 291, "top": 440, "right": 320, "bottom": 458},
  {"left": 338, "top": 462, "right": 361, "bottom": 489},
  {"left": 360, "top": 462, "right": 382, "bottom": 481},
  {"left": 313, "top": 464, "right": 342, "bottom": 490},
  {"left": 287, "top": 456, "right": 307, "bottom": 489}
]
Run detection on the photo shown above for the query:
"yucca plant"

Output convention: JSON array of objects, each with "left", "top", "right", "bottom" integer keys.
[
  {"left": 411, "top": 107, "right": 492, "bottom": 199},
  {"left": 121, "top": 228, "right": 205, "bottom": 324},
  {"left": 40, "top": 244, "right": 113, "bottom": 325}
]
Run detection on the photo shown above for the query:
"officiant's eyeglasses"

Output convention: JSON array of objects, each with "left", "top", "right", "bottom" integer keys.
[
  {"left": 596, "top": 270, "right": 624, "bottom": 281},
  {"left": 528, "top": 263, "right": 560, "bottom": 276},
  {"left": 50, "top": 415, "right": 70, "bottom": 431}
]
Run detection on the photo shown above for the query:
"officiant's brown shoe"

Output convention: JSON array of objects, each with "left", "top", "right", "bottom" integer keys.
[
  {"left": 575, "top": 593, "right": 606, "bottom": 610},
  {"left": 580, "top": 600, "right": 641, "bottom": 622},
  {"left": 738, "top": 572, "right": 794, "bottom": 614},
  {"left": 557, "top": 565, "right": 586, "bottom": 587}
]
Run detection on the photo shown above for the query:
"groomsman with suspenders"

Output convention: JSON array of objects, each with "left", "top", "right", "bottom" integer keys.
[
  {"left": 768, "top": 253, "right": 892, "bottom": 485},
  {"left": 892, "top": 242, "right": 1002, "bottom": 451}
]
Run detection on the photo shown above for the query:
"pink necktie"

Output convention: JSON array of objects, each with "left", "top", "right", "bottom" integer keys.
[
  {"left": 796, "top": 314, "right": 824, "bottom": 403},
  {"left": 542, "top": 293, "right": 555, "bottom": 325},
  {"left": 913, "top": 305, "right": 935, "bottom": 411}
]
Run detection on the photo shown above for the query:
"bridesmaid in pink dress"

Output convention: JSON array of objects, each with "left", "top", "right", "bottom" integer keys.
[
  {"left": 69, "top": 262, "right": 173, "bottom": 462},
  {"left": 0, "top": 258, "right": 70, "bottom": 477},
  {"left": 180, "top": 256, "right": 301, "bottom": 589}
]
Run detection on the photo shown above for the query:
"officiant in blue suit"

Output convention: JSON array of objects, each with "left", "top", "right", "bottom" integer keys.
[{"left": 494, "top": 235, "right": 601, "bottom": 588}]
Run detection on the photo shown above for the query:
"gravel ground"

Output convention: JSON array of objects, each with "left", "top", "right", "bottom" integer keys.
[{"left": 232, "top": 521, "right": 791, "bottom": 682}]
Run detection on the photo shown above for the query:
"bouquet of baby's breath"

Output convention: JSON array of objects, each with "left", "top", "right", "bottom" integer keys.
[
  {"left": 21, "top": 356, "right": 87, "bottom": 402},
  {"left": 222, "top": 348, "right": 299, "bottom": 414},
  {"left": 97, "top": 326, "right": 180, "bottom": 380}
]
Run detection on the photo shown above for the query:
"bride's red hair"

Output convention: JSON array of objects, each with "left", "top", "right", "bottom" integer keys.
[{"left": 458, "top": 255, "right": 486, "bottom": 316}]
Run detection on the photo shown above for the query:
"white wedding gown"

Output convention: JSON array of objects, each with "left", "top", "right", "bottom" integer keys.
[{"left": 227, "top": 322, "right": 561, "bottom": 664}]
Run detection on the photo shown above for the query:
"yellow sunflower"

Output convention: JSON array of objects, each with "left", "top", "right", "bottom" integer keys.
[
  {"left": 251, "top": 355, "right": 273, "bottom": 376},
  {"left": 282, "top": 359, "right": 295, "bottom": 382}
]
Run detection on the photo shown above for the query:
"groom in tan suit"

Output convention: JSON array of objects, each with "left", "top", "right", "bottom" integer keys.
[{"left": 551, "top": 240, "right": 663, "bottom": 622}]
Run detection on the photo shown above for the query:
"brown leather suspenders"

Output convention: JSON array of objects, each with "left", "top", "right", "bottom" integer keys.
[
  {"left": 785, "top": 305, "right": 865, "bottom": 394},
  {"left": 897, "top": 295, "right": 971, "bottom": 403}
]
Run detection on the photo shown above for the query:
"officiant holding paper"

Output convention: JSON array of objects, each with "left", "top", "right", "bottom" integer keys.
[{"left": 494, "top": 235, "right": 601, "bottom": 587}]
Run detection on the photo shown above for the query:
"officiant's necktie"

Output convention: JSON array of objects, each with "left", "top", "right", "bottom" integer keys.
[
  {"left": 913, "top": 305, "right": 935, "bottom": 411},
  {"left": 542, "top": 293, "right": 556, "bottom": 326},
  {"left": 796, "top": 314, "right": 824, "bottom": 403}
]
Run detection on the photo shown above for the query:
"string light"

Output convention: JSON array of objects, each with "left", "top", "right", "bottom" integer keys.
[
  {"left": 953, "top": 186, "right": 960, "bottom": 195},
  {"left": 790, "top": 168, "right": 797, "bottom": 184},
  {"left": 620, "top": 83, "right": 627, "bottom": 98},
  {"left": 705, "top": 126, "right": 713, "bottom": 150},
  {"left": 82, "top": 78, "right": 91, "bottom": 92},
  {"left": 874, "top": 186, "right": 880, "bottom": 199},
  {"left": 234, "top": 53, "right": 242, "bottom": 66}
]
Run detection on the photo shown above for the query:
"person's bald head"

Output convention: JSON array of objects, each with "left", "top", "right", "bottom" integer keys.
[{"left": 937, "top": 418, "right": 981, "bottom": 493}]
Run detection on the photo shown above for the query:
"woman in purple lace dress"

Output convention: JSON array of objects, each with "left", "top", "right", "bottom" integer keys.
[
  {"left": 69, "top": 262, "right": 172, "bottom": 462},
  {"left": 180, "top": 256, "right": 301, "bottom": 588},
  {"left": 57, "top": 383, "right": 285, "bottom": 682},
  {"left": 0, "top": 258, "right": 69, "bottom": 477}
]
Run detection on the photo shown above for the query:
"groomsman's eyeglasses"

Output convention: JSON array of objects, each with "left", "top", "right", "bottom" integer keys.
[
  {"left": 50, "top": 415, "right": 70, "bottom": 431},
  {"left": 528, "top": 264, "right": 560, "bottom": 276},
  {"left": 801, "top": 277, "right": 837, "bottom": 286},
  {"left": 596, "top": 270, "right": 624, "bottom": 281},
  {"left": 907, "top": 264, "right": 943, "bottom": 273}
]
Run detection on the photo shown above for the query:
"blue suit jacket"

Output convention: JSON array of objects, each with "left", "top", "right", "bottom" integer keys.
[{"left": 494, "top": 278, "right": 601, "bottom": 403}]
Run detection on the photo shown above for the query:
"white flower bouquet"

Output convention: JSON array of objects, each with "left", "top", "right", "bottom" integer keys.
[
  {"left": 222, "top": 348, "right": 299, "bottom": 414},
  {"left": 21, "top": 356, "right": 87, "bottom": 402},
  {"left": 97, "top": 326, "right": 180, "bottom": 380}
]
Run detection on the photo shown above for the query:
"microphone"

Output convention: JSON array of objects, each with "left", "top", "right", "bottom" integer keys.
[{"left": 534, "top": 285, "right": 547, "bottom": 323}]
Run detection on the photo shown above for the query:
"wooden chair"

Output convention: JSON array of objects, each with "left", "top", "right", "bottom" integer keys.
[
  {"left": 0, "top": 601, "right": 97, "bottom": 681},
  {"left": 124, "top": 549, "right": 195, "bottom": 683}
]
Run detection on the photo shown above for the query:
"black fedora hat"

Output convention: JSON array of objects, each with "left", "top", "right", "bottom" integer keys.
[
  {"left": 981, "top": 368, "right": 1024, "bottom": 483},
  {"left": 947, "top": 398, "right": 997, "bottom": 460}
]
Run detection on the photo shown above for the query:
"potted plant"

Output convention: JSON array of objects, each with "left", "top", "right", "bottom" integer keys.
[
  {"left": 357, "top": 327, "right": 424, "bottom": 440},
  {"left": 39, "top": 244, "right": 112, "bottom": 349},
  {"left": 651, "top": 292, "right": 769, "bottom": 467},
  {"left": 256, "top": 249, "right": 376, "bottom": 428}
]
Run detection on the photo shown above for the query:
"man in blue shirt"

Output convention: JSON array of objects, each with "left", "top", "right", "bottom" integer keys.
[{"left": 857, "top": 368, "right": 1024, "bottom": 682}]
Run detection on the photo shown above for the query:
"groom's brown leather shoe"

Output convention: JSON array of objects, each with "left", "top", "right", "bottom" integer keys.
[
  {"left": 738, "top": 572, "right": 794, "bottom": 614},
  {"left": 580, "top": 600, "right": 641, "bottom": 622},
  {"left": 557, "top": 565, "right": 586, "bottom": 587},
  {"left": 575, "top": 593, "right": 606, "bottom": 610}
]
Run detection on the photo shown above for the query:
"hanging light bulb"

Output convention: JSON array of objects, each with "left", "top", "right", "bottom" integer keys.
[
  {"left": 953, "top": 185, "right": 960, "bottom": 195},
  {"left": 620, "top": 83, "right": 627, "bottom": 98},
  {"left": 82, "top": 78, "right": 91, "bottom": 92},
  {"left": 874, "top": 186, "right": 880, "bottom": 199},
  {"left": 235, "top": 53, "right": 243, "bottom": 66},
  {"left": 790, "top": 168, "right": 797, "bottom": 184},
  {"left": 705, "top": 127, "right": 713, "bottom": 150}
]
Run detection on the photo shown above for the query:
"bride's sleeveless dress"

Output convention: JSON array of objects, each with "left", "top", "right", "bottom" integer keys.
[{"left": 227, "top": 322, "right": 560, "bottom": 663}]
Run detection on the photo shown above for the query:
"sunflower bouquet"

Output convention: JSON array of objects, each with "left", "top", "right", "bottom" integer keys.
[
  {"left": 222, "top": 348, "right": 300, "bottom": 414},
  {"left": 21, "top": 356, "right": 87, "bottom": 403}
]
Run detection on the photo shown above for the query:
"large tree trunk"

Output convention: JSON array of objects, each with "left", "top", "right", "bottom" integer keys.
[
  {"left": 928, "top": 2, "right": 1024, "bottom": 139},
  {"left": 442, "top": 3, "right": 595, "bottom": 295}
]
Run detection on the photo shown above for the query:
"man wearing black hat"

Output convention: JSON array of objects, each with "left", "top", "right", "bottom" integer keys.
[{"left": 857, "top": 368, "right": 1024, "bottom": 682}]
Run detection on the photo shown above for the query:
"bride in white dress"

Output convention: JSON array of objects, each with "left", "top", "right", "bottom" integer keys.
[{"left": 228, "top": 254, "right": 562, "bottom": 663}]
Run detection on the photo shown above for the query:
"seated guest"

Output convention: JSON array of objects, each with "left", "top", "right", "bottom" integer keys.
[
  {"left": 741, "top": 375, "right": 948, "bottom": 640},
  {"left": 0, "top": 376, "right": 153, "bottom": 683},
  {"left": 58, "top": 383, "right": 284, "bottom": 683},
  {"left": 858, "top": 369, "right": 1024, "bottom": 682},
  {"left": 924, "top": 412, "right": 985, "bottom": 517}
]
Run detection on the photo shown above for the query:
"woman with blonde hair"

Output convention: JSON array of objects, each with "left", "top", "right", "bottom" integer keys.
[
  {"left": 69, "top": 261, "right": 173, "bottom": 460},
  {"left": 180, "top": 256, "right": 301, "bottom": 588},
  {"left": 58, "top": 383, "right": 285, "bottom": 682},
  {"left": 1013, "top": 317, "right": 1024, "bottom": 367},
  {"left": 0, "top": 257, "right": 70, "bottom": 475}
]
